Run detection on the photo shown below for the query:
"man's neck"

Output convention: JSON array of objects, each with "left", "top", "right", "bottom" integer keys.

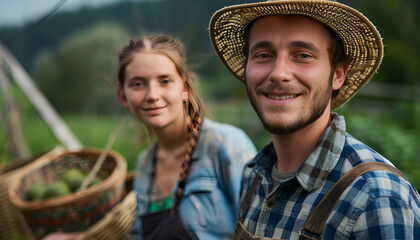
[{"left": 271, "top": 112, "right": 332, "bottom": 172}]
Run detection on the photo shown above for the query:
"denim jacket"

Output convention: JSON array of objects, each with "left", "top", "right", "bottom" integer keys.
[{"left": 127, "top": 118, "right": 257, "bottom": 239}]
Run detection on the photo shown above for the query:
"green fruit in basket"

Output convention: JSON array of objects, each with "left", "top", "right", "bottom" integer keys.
[
  {"left": 63, "top": 168, "right": 85, "bottom": 183},
  {"left": 26, "top": 183, "right": 46, "bottom": 201},
  {"left": 67, "top": 174, "right": 86, "bottom": 192},
  {"left": 42, "top": 181, "right": 71, "bottom": 199}
]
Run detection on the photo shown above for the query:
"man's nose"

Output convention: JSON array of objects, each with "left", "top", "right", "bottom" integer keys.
[{"left": 269, "top": 55, "right": 293, "bottom": 83}]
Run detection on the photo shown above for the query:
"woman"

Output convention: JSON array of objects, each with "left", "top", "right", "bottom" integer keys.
[{"left": 117, "top": 34, "right": 257, "bottom": 240}]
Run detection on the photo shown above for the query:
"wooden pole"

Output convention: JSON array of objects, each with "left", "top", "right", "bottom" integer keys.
[
  {"left": 0, "top": 42, "right": 82, "bottom": 150},
  {"left": 0, "top": 69, "right": 31, "bottom": 158}
]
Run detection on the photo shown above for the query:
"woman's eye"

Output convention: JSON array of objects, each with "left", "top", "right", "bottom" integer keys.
[
  {"left": 161, "top": 79, "right": 171, "bottom": 85},
  {"left": 130, "top": 81, "right": 143, "bottom": 87}
]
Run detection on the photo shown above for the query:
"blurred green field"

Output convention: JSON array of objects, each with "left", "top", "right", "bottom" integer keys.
[{"left": 1, "top": 114, "right": 143, "bottom": 172}]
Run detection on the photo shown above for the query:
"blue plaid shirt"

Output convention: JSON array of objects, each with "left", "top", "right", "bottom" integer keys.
[
  {"left": 239, "top": 113, "right": 420, "bottom": 239},
  {"left": 128, "top": 118, "right": 257, "bottom": 240}
]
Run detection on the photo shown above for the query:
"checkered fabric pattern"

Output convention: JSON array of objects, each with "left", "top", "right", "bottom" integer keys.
[{"left": 239, "top": 113, "right": 420, "bottom": 239}]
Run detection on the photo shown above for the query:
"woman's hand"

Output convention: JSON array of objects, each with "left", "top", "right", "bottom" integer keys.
[{"left": 41, "top": 232, "right": 83, "bottom": 240}]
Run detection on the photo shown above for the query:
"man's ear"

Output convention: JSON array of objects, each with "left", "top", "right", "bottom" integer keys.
[
  {"left": 332, "top": 63, "right": 349, "bottom": 90},
  {"left": 117, "top": 88, "right": 129, "bottom": 108}
]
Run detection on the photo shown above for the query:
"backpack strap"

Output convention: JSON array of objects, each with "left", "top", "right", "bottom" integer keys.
[{"left": 299, "top": 162, "right": 407, "bottom": 239}]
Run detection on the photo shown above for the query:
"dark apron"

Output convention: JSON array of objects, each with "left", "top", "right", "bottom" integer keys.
[
  {"left": 140, "top": 145, "right": 197, "bottom": 240},
  {"left": 140, "top": 207, "right": 195, "bottom": 240},
  {"left": 232, "top": 162, "right": 407, "bottom": 240}
]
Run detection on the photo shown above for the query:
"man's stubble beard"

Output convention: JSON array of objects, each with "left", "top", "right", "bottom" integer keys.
[{"left": 246, "top": 72, "right": 334, "bottom": 135}]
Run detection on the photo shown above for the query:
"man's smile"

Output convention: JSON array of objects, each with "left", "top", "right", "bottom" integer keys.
[{"left": 266, "top": 94, "right": 299, "bottom": 100}]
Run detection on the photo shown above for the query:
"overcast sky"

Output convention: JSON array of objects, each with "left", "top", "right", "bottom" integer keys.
[{"left": 0, "top": 0, "right": 132, "bottom": 27}]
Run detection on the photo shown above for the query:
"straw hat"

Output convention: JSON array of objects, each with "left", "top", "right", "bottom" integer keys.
[{"left": 209, "top": 0, "right": 383, "bottom": 109}]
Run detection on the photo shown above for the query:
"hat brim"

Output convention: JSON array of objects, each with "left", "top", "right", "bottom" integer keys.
[{"left": 209, "top": 0, "right": 383, "bottom": 109}]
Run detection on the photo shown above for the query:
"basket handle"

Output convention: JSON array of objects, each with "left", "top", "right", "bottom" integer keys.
[{"left": 77, "top": 117, "right": 126, "bottom": 192}]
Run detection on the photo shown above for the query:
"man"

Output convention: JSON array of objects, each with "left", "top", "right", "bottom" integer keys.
[{"left": 209, "top": 0, "right": 420, "bottom": 239}]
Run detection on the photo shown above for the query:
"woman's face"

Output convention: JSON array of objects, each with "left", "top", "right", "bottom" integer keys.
[{"left": 118, "top": 52, "right": 188, "bottom": 131}]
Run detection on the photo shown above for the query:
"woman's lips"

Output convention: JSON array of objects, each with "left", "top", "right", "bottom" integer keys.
[{"left": 144, "top": 106, "right": 164, "bottom": 115}]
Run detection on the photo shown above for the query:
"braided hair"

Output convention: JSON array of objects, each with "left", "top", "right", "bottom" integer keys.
[{"left": 118, "top": 34, "right": 204, "bottom": 200}]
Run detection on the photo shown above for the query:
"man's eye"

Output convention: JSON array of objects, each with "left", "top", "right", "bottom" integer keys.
[
  {"left": 297, "top": 53, "right": 312, "bottom": 59},
  {"left": 256, "top": 53, "right": 271, "bottom": 59},
  {"left": 252, "top": 52, "right": 273, "bottom": 63}
]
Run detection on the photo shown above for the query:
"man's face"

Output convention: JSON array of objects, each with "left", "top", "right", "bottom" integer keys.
[{"left": 245, "top": 15, "right": 345, "bottom": 135}]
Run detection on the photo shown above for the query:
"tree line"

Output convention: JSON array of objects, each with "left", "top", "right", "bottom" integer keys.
[{"left": 0, "top": 0, "right": 418, "bottom": 113}]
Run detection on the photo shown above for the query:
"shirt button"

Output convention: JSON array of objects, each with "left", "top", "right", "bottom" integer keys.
[{"left": 267, "top": 200, "right": 275, "bottom": 208}]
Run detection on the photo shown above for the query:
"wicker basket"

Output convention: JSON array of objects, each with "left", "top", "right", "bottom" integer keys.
[
  {"left": 8, "top": 148, "right": 127, "bottom": 239},
  {"left": 0, "top": 147, "right": 64, "bottom": 240},
  {"left": 76, "top": 171, "right": 137, "bottom": 240},
  {"left": 76, "top": 190, "right": 137, "bottom": 240}
]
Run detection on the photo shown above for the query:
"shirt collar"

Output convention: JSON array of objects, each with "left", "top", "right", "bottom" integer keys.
[
  {"left": 250, "top": 113, "right": 346, "bottom": 192},
  {"left": 191, "top": 118, "right": 208, "bottom": 161},
  {"left": 296, "top": 113, "right": 346, "bottom": 191}
]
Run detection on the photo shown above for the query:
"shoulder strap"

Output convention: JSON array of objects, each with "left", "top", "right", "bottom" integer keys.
[
  {"left": 301, "top": 162, "right": 407, "bottom": 238},
  {"left": 238, "top": 174, "right": 262, "bottom": 221}
]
